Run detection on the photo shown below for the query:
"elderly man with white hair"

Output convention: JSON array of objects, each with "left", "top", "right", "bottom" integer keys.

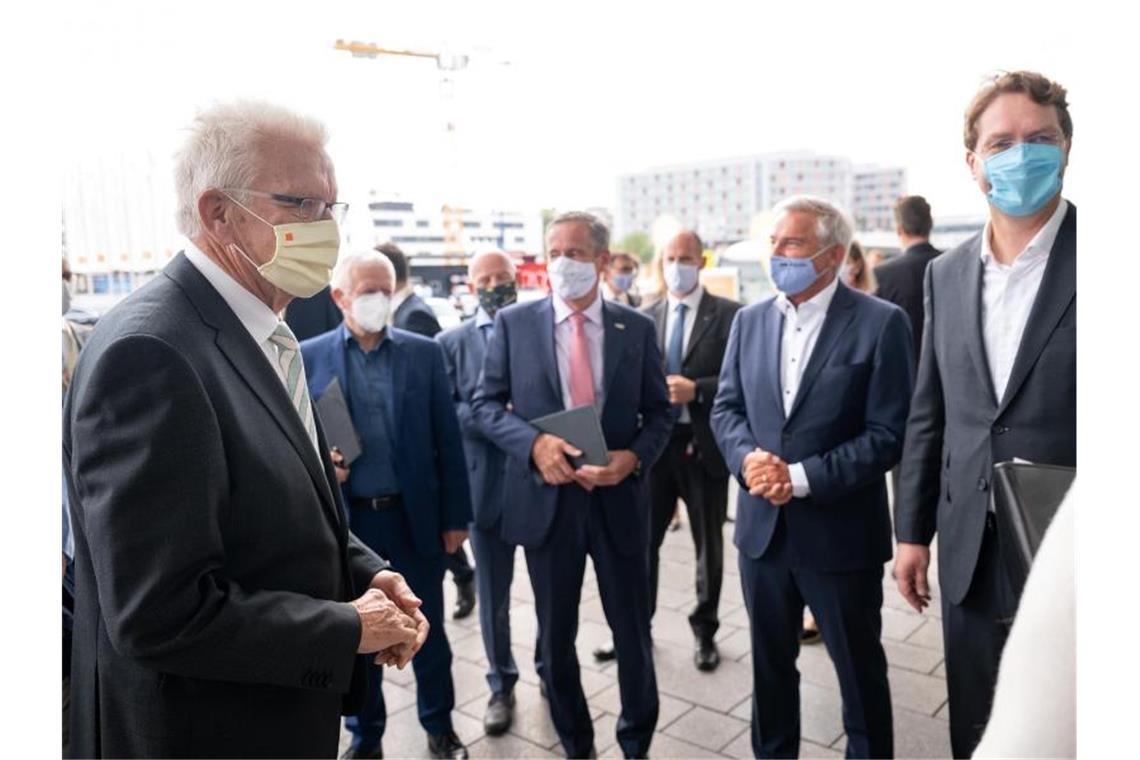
[
  {"left": 300, "top": 249, "right": 473, "bottom": 760},
  {"left": 437, "top": 250, "right": 534, "bottom": 736},
  {"left": 711, "top": 195, "right": 915, "bottom": 758},
  {"left": 63, "top": 100, "right": 429, "bottom": 759}
]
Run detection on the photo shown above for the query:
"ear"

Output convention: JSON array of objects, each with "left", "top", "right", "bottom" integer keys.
[
  {"left": 198, "top": 189, "right": 236, "bottom": 241},
  {"left": 330, "top": 286, "right": 350, "bottom": 313},
  {"left": 598, "top": 249, "right": 611, "bottom": 271}
]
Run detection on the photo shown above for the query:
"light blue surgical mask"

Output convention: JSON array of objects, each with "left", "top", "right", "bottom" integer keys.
[
  {"left": 769, "top": 246, "right": 834, "bottom": 297},
  {"left": 610, "top": 272, "right": 636, "bottom": 294},
  {"left": 979, "top": 143, "right": 1063, "bottom": 217},
  {"left": 664, "top": 262, "right": 701, "bottom": 296}
]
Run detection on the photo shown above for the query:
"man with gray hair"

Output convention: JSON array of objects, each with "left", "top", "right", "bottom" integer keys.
[
  {"left": 711, "top": 195, "right": 914, "bottom": 757},
  {"left": 63, "top": 100, "right": 428, "bottom": 758},
  {"left": 301, "top": 248, "right": 473, "bottom": 759}
]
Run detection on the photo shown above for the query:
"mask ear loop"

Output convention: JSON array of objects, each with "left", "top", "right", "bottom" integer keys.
[{"left": 221, "top": 192, "right": 277, "bottom": 273}]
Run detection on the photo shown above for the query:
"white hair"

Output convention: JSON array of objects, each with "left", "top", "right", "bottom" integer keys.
[
  {"left": 772, "top": 195, "right": 855, "bottom": 255},
  {"left": 467, "top": 249, "right": 516, "bottom": 279},
  {"left": 332, "top": 249, "right": 397, "bottom": 292},
  {"left": 173, "top": 99, "right": 329, "bottom": 238}
]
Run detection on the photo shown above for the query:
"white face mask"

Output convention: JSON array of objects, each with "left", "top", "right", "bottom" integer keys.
[
  {"left": 547, "top": 255, "right": 598, "bottom": 301},
  {"left": 664, "top": 261, "right": 701, "bottom": 295},
  {"left": 351, "top": 292, "right": 391, "bottom": 333}
]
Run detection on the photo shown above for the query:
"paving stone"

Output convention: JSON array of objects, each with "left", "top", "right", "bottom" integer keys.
[
  {"left": 451, "top": 658, "right": 496, "bottom": 708},
  {"left": 658, "top": 557, "right": 697, "bottom": 592},
  {"left": 799, "top": 680, "right": 847, "bottom": 747},
  {"left": 888, "top": 666, "right": 949, "bottom": 716},
  {"left": 627, "top": 732, "right": 724, "bottom": 758},
  {"left": 647, "top": 606, "right": 699, "bottom": 648},
  {"left": 894, "top": 706, "right": 953, "bottom": 758},
  {"left": 449, "top": 628, "right": 491, "bottom": 666},
  {"left": 653, "top": 584, "right": 696, "bottom": 613},
  {"left": 663, "top": 706, "right": 750, "bottom": 752},
  {"left": 881, "top": 606, "right": 926, "bottom": 642},
  {"left": 720, "top": 603, "right": 752, "bottom": 629},
  {"left": 795, "top": 642, "right": 841, "bottom": 691},
  {"left": 715, "top": 625, "right": 753, "bottom": 662},
  {"left": 466, "top": 733, "right": 560, "bottom": 759},
  {"left": 931, "top": 660, "right": 946, "bottom": 679},
  {"left": 882, "top": 638, "right": 945, "bottom": 674},
  {"left": 459, "top": 680, "right": 559, "bottom": 750},
  {"left": 589, "top": 681, "right": 693, "bottom": 730},
  {"left": 935, "top": 699, "right": 950, "bottom": 721},
  {"left": 652, "top": 639, "right": 755, "bottom": 713},
  {"left": 590, "top": 712, "right": 620, "bottom": 755},
  {"left": 905, "top": 618, "right": 945, "bottom": 651},
  {"left": 381, "top": 680, "right": 419, "bottom": 714},
  {"left": 800, "top": 738, "right": 845, "bottom": 758}
]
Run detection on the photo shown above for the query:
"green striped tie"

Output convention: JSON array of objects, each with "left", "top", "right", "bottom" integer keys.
[{"left": 269, "top": 322, "right": 318, "bottom": 451}]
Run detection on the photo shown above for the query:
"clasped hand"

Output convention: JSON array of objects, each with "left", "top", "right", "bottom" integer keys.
[
  {"left": 351, "top": 570, "right": 430, "bottom": 669},
  {"left": 530, "top": 433, "right": 638, "bottom": 491},
  {"left": 743, "top": 448, "right": 793, "bottom": 505}
]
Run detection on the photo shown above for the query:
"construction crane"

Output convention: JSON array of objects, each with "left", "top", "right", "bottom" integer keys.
[{"left": 334, "top": 38, "right": 497, "bottom": 255}]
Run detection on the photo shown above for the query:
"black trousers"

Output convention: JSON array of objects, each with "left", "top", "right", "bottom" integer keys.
[
  {"left": 739, "top": 517, "right": 893, "bottom": 759},
  {"left": 648, "top": 425, "right": 729, "bottom": 640},
  {"left": 527, "top": 486, "right": 658, "bottom": 758},
  {"left": 941, "top": 512, "right": 1016, "bottom": 758}
]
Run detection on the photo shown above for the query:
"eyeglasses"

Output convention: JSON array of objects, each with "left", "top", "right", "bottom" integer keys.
[{"left": 223, "top": 188, "right": 348, "bottom": 224}]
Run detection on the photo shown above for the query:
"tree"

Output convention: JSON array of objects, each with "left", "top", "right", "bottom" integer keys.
[{"left": 614, "top": 231, "right": 655, "bottom": 264}]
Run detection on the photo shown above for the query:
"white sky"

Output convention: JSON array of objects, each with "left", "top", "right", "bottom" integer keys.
[{"left": 61, "top": 0, "right": 1079, "bottom": 232}]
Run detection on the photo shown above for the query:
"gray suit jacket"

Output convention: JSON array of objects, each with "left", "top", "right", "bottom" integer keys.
[
  {"left": 63, "top": 253, "right": 386, "bottom": 758},
  {"left": 895, "top": 203, "right": 1076, "bottom": 605}
]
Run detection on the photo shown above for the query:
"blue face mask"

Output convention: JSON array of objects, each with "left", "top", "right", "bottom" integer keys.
[
  {"left": 980, "top": 143, "right": 1063, "bottom": 217},
  {"left": 611, "top": 272, "right": 636, "bottom": 293},
  {"left": 769, "top": 246, "right": 833, "bottom": 297}
]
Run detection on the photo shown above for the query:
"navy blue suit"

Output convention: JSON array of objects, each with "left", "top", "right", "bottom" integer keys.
[
  {"left": 301, "top": 325, "right": 473, "bottom": 749},
  {"left": 712, "top": 282, "right": 914, "bottom": 759},
  {"left": 438, "top": 315, "right": 532, "bottom": 696},
  {"left": 472, "top": 295, "right": 671, "bottom": 758}
]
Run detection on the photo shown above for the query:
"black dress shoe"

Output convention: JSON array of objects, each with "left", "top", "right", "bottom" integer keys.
[
  {"left": 341, "top": 744, "right": 383, "bottom": 759},
  {"left": 694, "top": 637, "right": 720, "bottom": 672},
  {"left": 592, "top": 641, "right": 616, "bottom": 662},
  {"left": 427, "top": 730, "right": 468, "bottom": 759},
  {"left": 484, "top": 690, "right": 515, "bottom": 736},
  {"left": 799, "top": 625, "right": 822, "bottom": 645},
  {"left": 453, "top": 579, "right": 476, "bottom": 620}
]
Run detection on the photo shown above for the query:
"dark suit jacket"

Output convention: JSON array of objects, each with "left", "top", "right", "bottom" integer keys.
[
  {"left": 284, "top": 285, "right": 343, "bottom": 342},
  {"left": 873, "top": 241, "right": 941, "bottom": 359},
  {"left": 711, "top": 282, "right": 915, "bottom": 571},
  {"left": 895, "top": 203, "right": 1076, "bottom": 605},
  {"left": 393, "top": 291, "right": 443, "bottom": 338},
  {"left": 472, "top": 296, "right": 672, "bottom": 553},
  {"left": 63, "top": 254, "right": 385, "bottom": 759},
  {"left": 301, "top": 326, "right": 473, "bottom": 558},
  {"left": 643, "top": 290, "right": 742, "bottom": 478},
  {"left": 438, "top": 318, "right": 508, "bottom": 530}
]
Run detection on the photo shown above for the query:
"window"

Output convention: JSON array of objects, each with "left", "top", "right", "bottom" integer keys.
[
  {"left": 368, "top": 201, "right": 414, "bottom": 212},
  {"left": 373, "top": 219, "right": 402, "bottom": 227},
  {"left": 416, "top": 220, "right": 429, "bottom": 228}
]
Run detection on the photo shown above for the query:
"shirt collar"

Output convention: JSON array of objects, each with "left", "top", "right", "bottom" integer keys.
[
  {"left": 667, "top": 284, "right": 704, "bottom": 314},
  {"left": 340, "top": 322, "right": 388, "bottom": 351},
  {"left": 775, "top": 274, "right": 840, "bottom": 318},
  {"left": 980, "top": 198, "right": 1069, "bottom": 268},
  {"left": 184, "top": 241, "right": 279, "bottom": 346},
  {"left": 552, "top": 290, "right": 604, "bottom": 326},
  {"left": 475, "top": 307, "right": 494, "bottom": 328}
]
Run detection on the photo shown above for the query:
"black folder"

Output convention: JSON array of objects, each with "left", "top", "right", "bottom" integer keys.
[
  {"left": 991, "top": 461, "right": 1075, "bottom": 603},
  {"left": 530, "top": 405, "right": 610, "bottom": 469},
  {"left": 314, "top": 377, "right": 362, "bottom": 465}
]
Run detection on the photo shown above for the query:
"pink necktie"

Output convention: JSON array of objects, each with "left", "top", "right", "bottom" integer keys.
[{"left": 568, "top": 311, "right": 596, "bottom": 408}]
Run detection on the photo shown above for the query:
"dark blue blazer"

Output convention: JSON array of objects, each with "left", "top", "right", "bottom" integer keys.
[
  {"left": 711, "top": 282, "right": 915, "bottom": 571},
  {"left": 471, "top": 296, "right": 672, "bottom": 554},
  {"left": 301, "top": 325, "right": 473, "bottom": 558},
  {"left": 437, "top": 318, "right": 507, "bottom": 531},
  {"left": 393, "top": 292, "right": 443, "bottom": 338}
]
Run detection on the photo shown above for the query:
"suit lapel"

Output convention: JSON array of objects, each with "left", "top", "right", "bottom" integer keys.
[
  {"left": 535, "top": 298, "right": 563, "bottom": 403},
  {"left": 165, "top": 255, "right": 341, "bottom": 526},
  {"left": 763, "top": 301, "right": 786, "bottom": 419},
  {"left": 683, "top": 292, "right": 716, "bottom": 365},
  {"left": 602, "top": 301, "right": 625, "bottom": 401},
  {"left": 997, "top": 204, "right": 1077, "bottom": 414},
  {"left": 785, "top": 284, "right": 857, "bottom": 424},
  {"left": 648, "top": 299, "right": 667, "bottom": 352},
  {"left": 960, "top": 239, "right": 999, "bottom": 406}
]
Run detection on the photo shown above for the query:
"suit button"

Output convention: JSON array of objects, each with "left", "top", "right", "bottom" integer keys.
[
  {"left": 992, "top": 424, "right": 1008, "bottom": 435},
  {"left": 977, "top": 477, "right": 989, "bottom": 492}
]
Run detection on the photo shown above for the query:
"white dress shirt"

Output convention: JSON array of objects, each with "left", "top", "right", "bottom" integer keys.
[
  {"left": 665, "top": 285, "right": 705, "bottom": 424},
  {"left": 184, "top": 243, "right": 281, "bottom": 377},
  {"left": 552, "top": 291, "right": 606, "bottom": 413},
  {"left": 774, "top": 275, "right": 841, "bottom": 497},
  {"left": 980, "top": 198, "right": 1068, "bottom": 402}
]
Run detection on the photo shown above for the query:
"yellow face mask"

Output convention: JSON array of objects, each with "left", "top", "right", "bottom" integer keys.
[{"left": 225, "top": 193, "right": 341, "bottom": 298}]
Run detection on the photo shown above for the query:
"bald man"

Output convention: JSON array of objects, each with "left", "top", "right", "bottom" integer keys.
[
  {"left": 642, "top": 230, "right": 741, "bottom": 671},
  {"left": 437, "top": 251, "right": 527, "bottom": 736}
]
